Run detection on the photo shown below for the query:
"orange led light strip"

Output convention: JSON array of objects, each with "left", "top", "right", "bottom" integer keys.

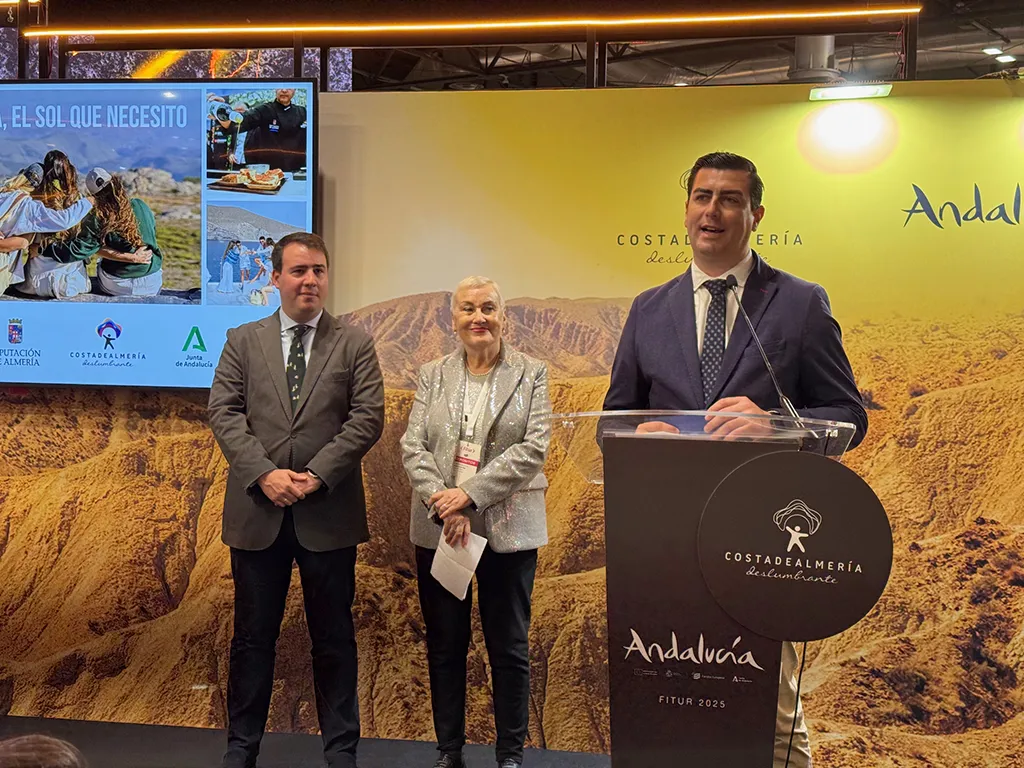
[
  {"left": 25, "top": 7, "right": 922, "bottom": 38},
  {"left": 132, "top": 50, "right": 188, "bottom": 78}
]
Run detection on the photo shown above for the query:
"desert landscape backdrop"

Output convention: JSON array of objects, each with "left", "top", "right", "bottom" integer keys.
[{"left": 2, "top": 293, "right": 1024, "bottom": 767}]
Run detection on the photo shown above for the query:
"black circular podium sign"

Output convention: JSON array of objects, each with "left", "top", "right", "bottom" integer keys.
[{"left": 698, "top": 451, "right": 892, "bottom": 642}]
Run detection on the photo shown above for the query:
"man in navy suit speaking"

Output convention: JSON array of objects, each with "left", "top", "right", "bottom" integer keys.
[{"left": 603, "top": 151, "right": 867, "bottom": 766}]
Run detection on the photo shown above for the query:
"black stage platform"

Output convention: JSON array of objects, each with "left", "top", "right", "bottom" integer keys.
[{"left": 0, "top": 716, "right": 611, "bottom": 767}]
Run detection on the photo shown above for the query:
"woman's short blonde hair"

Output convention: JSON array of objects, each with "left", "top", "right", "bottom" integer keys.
[{"left": 451, "top": 276, "right": 504, "bottom": 313}]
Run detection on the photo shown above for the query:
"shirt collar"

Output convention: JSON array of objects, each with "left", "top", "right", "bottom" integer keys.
[
  {"left": 691, "top": 250, "right": 755, "bottom": 293},
  {"left": 280, "top": 308, "right": 324, "bottom": 334}
]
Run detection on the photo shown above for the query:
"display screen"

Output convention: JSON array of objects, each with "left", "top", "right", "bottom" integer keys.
[{"left": 0, "top": 78, "right": 316, "bottom": 387}]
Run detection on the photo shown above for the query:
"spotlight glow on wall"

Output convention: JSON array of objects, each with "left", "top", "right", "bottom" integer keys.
[
  {"left": 811, "top": 102, "right": 887, "bottom": 152},
  {"left": 809, "top": 83, "right": 893, "bottom": 101},
  {"left": 797, "top": 99, "right": 899, "bottom": 173}
]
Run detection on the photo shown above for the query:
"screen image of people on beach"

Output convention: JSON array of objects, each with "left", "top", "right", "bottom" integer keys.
[{"left": 204, "top": 201, "right": 307, "bottom": 307}]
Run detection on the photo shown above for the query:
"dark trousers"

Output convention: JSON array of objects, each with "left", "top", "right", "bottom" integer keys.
[
  {"left": 415, "top": 544, "right": 538, "bottom": 764},
  {"left": 224, "top": 511, "right": 359, "bottom": 768}
]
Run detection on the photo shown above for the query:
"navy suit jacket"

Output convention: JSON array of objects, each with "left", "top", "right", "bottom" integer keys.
[{"left": 603, "top": 251, "right": 867, "bottom": 448}]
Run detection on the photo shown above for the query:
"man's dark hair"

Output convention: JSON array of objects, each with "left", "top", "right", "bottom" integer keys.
[
  {"left": 684, "top": 151, "right": 764, "bottom": 210},
  {"left": 272, "top": 232, "right": 330, "bottom": 272}
]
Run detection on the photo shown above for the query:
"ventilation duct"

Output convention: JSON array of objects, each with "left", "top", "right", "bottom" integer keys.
[{"left": 788, "top": 35, "right": 841, "bottom": 82}]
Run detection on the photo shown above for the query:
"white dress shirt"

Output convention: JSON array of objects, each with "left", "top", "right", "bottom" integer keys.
[
  {"left": 691, "top": 251, "right": 754, "bottom": 356},
  {"left": 279, "top": 308, "right": 323, "bottom": 367}
]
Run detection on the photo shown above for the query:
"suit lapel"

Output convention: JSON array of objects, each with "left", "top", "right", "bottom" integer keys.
[
  {"left": 258, "top": 312, "right": 291, "bottom": 420},
  {"left": 437, "top": 351, "right": 467, "bottom": 484},
  {"left": 707, "top": 252, "right": 778, "bottom": 404},
  {"left": 479, "top": 346, "right": 525, "bottom": 442},
  {"left": 293, "top": 312, "right": 342, "bottom": 422},
  {"left": 441, "top": 351, "right": 466, "bottom": 425},
  {"left": 667, "top": 271, "right": 706, "bottom": 408}
]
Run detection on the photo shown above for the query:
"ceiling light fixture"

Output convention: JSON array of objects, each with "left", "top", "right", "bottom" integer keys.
[{"left": 809, "top": 83, "right": 893, "bottom": 101}]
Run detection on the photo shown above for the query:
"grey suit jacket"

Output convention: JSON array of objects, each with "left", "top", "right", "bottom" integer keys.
[
  {"left": 208, "top": 309, "right": 385, "bottom": 552},
  {"left": 402, "top": 344, "right": 551, "bottom": 553}
]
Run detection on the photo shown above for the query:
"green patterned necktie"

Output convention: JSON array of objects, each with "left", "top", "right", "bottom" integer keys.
[{"left": 286, "top": 324, "right": 311, "bottom": 413}]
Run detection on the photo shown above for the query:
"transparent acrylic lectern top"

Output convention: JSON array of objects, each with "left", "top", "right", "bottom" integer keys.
[{"left": 548, "top": 410, "right": 858, "bottom": 485}]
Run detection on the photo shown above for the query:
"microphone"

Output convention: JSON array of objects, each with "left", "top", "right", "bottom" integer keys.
[{"left": 725, "top": 274, "right": 802, "bottom": 424}]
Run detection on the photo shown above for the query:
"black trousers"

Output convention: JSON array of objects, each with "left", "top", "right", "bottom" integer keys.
[
  {"left": 224, "top": 510, "right": 359, "bottom": 768},
  {"left": 415, "top": 544, "right": 538, "bottom": 764}
]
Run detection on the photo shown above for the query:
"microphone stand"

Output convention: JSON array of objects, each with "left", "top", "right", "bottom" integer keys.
[{"left": 725, "top": 274, "right": 823, "bottom": 447}]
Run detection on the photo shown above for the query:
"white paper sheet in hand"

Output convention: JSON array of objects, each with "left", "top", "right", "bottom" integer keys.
[{"left": 431, "top": 532, "right": 488, "bottom": 600}]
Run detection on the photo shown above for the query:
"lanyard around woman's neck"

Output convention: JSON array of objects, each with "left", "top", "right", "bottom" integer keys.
[{"left": 463, "top": 364, "right": 495, "bottom": 442}]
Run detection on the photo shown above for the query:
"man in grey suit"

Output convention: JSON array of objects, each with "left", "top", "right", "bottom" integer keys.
[{"left": 209, "top": 231, "right": 384, "bottom": 768}]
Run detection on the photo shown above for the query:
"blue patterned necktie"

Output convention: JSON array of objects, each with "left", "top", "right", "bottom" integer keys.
[
  {"left": 701, "top": 279, "right": 729, "bottom": 407},
  {"left": 286, "top": 324, "right": 311, "bottom": 413}
]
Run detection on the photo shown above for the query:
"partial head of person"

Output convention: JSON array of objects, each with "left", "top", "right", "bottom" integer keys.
[
  {"left": 87, "top": 168, "right": 144, "bottom": 247},
  {"left": 275, "top": 89, "right": 295, "bottom": 107},
  {"left": 4, "top": 163, "right": 43, "bottom": 193},
  {"left": 39, "top": 150, "right": 80, "bottom": 199},
  {"left": 683, "top": 151, "right": 765, "bottom": 274},
  {"left": 271, "top": 232, "right": 329, "bottom": 322},
  {"left": 29, "top": 152, "right": 82, "bottom": 242},
  {"left": 0, "top": 734, "right": 88, "bottom": 768},
  {"left": 451, "top": 276, "right": 505, "bottom": 356},
  {"left": 258, "top": 236, "right": 267, "bottom": 245},
  {"left": 85, "top": 167, "right": 112, "bottom": 198},
  {"left": 33, "top": 152, "right": 81, "bottom": 223}
]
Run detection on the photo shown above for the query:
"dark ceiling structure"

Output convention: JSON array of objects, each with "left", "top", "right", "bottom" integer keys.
[{"left": 5, "top": 1, "right": 1022, "bottom": 88}]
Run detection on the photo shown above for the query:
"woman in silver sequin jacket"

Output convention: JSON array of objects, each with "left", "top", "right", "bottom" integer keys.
[{"left": 401, "top": 275, "right": 551, "bottom": 768}]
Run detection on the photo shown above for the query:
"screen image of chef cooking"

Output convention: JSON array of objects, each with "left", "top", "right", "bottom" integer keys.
[{"left": 204, "top": 87, "right": 308, "bottom": 194}]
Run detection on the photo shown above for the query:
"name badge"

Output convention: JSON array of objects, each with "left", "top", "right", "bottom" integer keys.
[{"left": 453, "top": 440, "right": 482, "bottom": 486}]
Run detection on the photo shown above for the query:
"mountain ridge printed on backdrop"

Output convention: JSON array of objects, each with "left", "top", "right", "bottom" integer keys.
[
  {"left": 340, "top": 292, "right": 633, "bottom": 390},
  {"left": 4, "top": 299, "right": 1024, "bottom": 766}
]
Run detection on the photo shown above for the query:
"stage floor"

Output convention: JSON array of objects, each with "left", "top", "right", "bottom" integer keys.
[{"left": 0, "top": 716, "right": 611, "bottom": 767}]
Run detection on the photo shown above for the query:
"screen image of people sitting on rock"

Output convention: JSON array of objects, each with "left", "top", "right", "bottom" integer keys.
[
  {"left": 204, "top": 201, "right": 306, "bottom": 307},
  {"left": 0, "top": 87, "right": 202, "bottom": 304},
  {"left": 204, "top": 87, "right": 308, "bottom": 198}
]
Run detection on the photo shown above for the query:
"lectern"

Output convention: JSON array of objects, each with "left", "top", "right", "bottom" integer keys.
[{"left": 551, "top": 410, "right": 891, "bottom": 768}]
